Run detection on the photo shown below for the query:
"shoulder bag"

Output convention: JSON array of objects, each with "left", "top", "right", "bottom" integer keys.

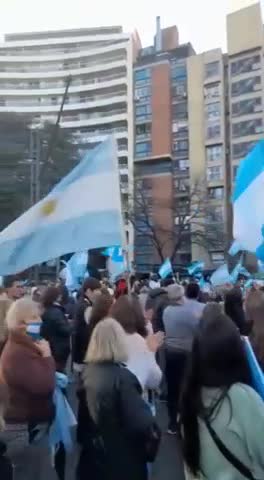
[{"left": 204, "top": 417, "right": 256, "bottom": 480}]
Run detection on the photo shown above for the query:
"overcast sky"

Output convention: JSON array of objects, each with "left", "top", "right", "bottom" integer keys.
[{"left": 0, "top": 0, "right": 263, "bottom": 53}]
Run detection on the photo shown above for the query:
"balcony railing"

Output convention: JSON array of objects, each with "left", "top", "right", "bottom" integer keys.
[
  {"left": 0, "top": 55, "right": 125, "bottom": 73},
  {"left": 0, "top": 72, "right": 125, "bottom": 91}
]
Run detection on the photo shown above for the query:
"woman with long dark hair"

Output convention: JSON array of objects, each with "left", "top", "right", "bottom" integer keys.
[
  {"left": 224, "top": 287, "right": 249, "bottom": 335},
  {"left": 180, "top": 311, "right": 264, "bottom": 480}
]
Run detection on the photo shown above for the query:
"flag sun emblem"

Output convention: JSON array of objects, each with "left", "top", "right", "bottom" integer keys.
[{"left": 40, "top": 199, "right": 57, "bottom": 217}]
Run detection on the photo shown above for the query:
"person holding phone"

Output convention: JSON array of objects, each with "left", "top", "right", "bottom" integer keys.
[{"left": 0, "top": 298, "right": 56, "bottom": 480}]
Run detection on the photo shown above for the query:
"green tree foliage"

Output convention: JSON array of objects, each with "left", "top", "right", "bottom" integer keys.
[{"left": 0, "top": 113, "right": 79, "bottom": 231}]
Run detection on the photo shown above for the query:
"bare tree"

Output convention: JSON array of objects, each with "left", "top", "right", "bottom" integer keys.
[{"left": 129, "top": 179, "right": 225, "bottom": 265}]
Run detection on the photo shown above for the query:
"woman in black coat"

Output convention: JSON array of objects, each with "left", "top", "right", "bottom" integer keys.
[
  {"left": 41, "top": 286, "right": 71, "bottom": 372},
  {"left": 77, "top": 318, "right": 160, "bottom": 480}
]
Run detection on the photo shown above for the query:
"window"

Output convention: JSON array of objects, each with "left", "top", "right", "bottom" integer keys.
[
  {"left": 232, "top": 118, "right": 263, "bottom": 138},
  {"left": 232, "top": 141, "right": 256, "bottom": 159},
  {"left": 231, "top": 55, "right": 261, "bottom": 76},
  {"left": 233, "top": 165, "right": 239, "bottom": 179},
  {"left": 172, "top": 139, "right": 189, "bottom": 153},
  {"left": 206, "top": 102, "right": 221, "bottom": 119},
  {"left": 120, "top": 174, "right": 128, "bottom": 183},
  {"left": 207, "top": 165, "right": 223, "bottom": 181},
  {"left": 211, "top": 252, "right": 224, "bottom": 264},
  {"left": 119, "top": 157, "right": 128, "bottom": 167},
  {"left": 208, "top": 187, "right": 224, "bottom": 199},
  {"left": 175, "top": 178, "right": 189, "bottom": 192},
  {"left": 136, "top": 123, "right": 151, "bottom": 137},
  {"left": 172, "top": 121, "right": 188, "bottom": 134},
  {"left": 205, "top": 61, "right": 220, "bottom": 78},
  {"left": 206, "top": 145, "right": 223, "bottom": 162},
  {"left": 179, "top": 159, "right": 190, "bottom": 171},
  {"left": 134, "top": 68, "right": 151, "bottom": 86},
  {"left": 136, "top": 160, "right": 171, "bottom": 176},
  {"left": 231, "top": 76, "right": 261, "bottom": 97},
  {"left": 172, "top": 102, "right": 188, "bottom": 120},
  {"left": 207, "top": 206, "right": 224, "bottom": 223},
  {"left": 232, "top": 97, "right": 262, "bottom": 117},
  {"left": 135, "top": 104, "right": 151, "bottom": 118},
  {"left": 172, "top": 83, "right": 187, "bottom": 99},
  {"left": 118, "top": 138, "right": 128, "bottom": 149},
  {"left": 206, "top": 121, "right": 221, "bottom": 140},
  {"left": 135, "top": 86, "right": 151, "bottom": 99},
  {"left": 204, "top": 83, "right": 220, "bottom": 100},
  {"left": 171, "top": 63, "right": 187, "bottom": 80},
  {"left": 135, "top": 141, "right": 151, "bottom": 157}
]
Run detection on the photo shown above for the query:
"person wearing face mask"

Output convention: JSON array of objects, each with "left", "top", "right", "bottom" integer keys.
[{"left": 0, "top": 297, "right": 56, "bottom": 480}]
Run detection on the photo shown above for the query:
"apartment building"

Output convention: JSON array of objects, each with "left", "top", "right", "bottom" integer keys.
[
  {"left": 187, "top": 49, "right": 227, "bottom": 266},
  {"left": 133, "top": 18, "right": 195, "bottom": 271},
  {"left": 134, "top": 2, "right": 264, "bottom": 272},
  {"left": 0, "top": 26, "right": 140, "bottom": 246}
]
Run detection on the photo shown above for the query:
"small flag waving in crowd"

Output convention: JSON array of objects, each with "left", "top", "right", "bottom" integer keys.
[
  {"left": 233, "top": 140, "right": 264, "bottom": 261},
  {"left": 159, "top": 258, "right": 173, "bottom": 279},
  {"left": 187, "top": 261, "right": 204, "bottom": 276},
  {"left": 0, "top": 138, "right": 123, "bottom": 275}
]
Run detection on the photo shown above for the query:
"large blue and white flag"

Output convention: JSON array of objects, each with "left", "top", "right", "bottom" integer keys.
[
  {"left": 0, "top": 138, "right": 123, "bottom": 275},
  {"left": 159, "top": 258, "right": 173, "bottom": 279},
  {"left": 233, "top": 140, "right": 264, "bottom": 261}
]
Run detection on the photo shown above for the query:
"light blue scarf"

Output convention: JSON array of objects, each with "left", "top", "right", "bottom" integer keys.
[{"left": 49, "top": 372, "right": 77, "bottom": 452}]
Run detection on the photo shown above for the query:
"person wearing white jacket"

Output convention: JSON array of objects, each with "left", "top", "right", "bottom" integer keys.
[{"left": 110, "top": 295, "right": 163, "bottom": 390}]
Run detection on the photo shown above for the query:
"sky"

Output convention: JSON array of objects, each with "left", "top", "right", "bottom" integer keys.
[{"left": 0, "top": 0, "right": 263, "bottom": 53}]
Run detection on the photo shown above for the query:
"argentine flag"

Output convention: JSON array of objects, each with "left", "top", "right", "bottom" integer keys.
[
  {"left": 233, "top": 141, "right": 264, "bottom": 261},
  {"left": 0, "top": 138, "right": 123, "bottom": 275},
  {"left": 159, "top": 258, "right": 173, "bottom": 279}
]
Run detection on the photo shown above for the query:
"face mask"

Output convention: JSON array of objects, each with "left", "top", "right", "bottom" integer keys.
[{"left": 26, "top": 322, "right": 42, "bottom": 341}]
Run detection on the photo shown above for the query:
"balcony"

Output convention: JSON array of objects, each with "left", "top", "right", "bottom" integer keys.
[
  {"left": 0, "top": 94, "right": 127, "bottom": 113},
  {"left": 0, "top": 59, "right": 127, "bottom": 79},
  {"left": 0, "top": 42, "right": 128, "bottom": 63},
  {"left": 60, "top": 111, "right": 128, "bottom": 128},
  {"left": 0, "top": 55, "right": 126, "bottom": 74},
  {"left": 0, "top": 77, "right": 127, "bottom": 97}
]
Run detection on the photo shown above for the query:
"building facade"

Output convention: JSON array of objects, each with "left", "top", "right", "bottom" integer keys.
[
  {"left": 0, "top": 26, "right": 140, "bottom": 245},
  {"left": 134, "top": 2, "right": 264, "bottom": 272},
  {"left": 133, "top": 19, "right": 195, "bottom": 271}
]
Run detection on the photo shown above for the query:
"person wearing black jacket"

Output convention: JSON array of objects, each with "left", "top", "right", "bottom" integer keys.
[
  {"left": 77, "top": 318, "right": 160, "bottom": 480},
  {"left": 41, "top": 286, "right": 71, "bottom": 372},
  {"left": 72, "top": 277, "right": 101, "bottom": 372},
  {"left": 0, "top": 441, "right": 13, "bottom": 480}
]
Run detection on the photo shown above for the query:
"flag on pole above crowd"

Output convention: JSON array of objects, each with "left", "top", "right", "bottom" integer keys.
[
  {"left": 210, "top": 263, "right": 232, "bottom": 287},
  {"left": 0, "top": 137, "right": 123, "bottom": 275},
  {"left": 187, "top": 260, "right": 204, "bottom": 276},
  {"left": 232, "top": 140, "right": 264, "bottom": 261},
  {"left": 159, "top": 258, "right": 173, "bottom": 279}
]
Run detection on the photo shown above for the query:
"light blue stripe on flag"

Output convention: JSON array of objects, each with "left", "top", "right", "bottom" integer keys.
[
  {"left": 0, "top": 138, "right": 123, "bottom": 275},
  {"left": 187, "top": 261, "right": 204, "bottom": 276},
  {"left": 159, "top": 258, "right": 172, "bottom": 279}
]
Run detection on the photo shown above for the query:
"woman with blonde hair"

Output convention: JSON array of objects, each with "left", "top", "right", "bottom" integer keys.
[
  {"left": 77, "top": 318, "right": 160, "bottom": 480},
  {"left": 0, "top": 297, "right": 56, "bottom": 480}
]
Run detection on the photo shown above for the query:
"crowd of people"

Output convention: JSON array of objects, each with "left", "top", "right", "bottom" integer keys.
[{"left": 0, "top": 273, "right": 264, "bottom": 479}]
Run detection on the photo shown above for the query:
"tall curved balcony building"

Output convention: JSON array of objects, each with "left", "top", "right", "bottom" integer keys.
[{"left": 0, "top": 26, "right": 139, "bottom": 242}]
